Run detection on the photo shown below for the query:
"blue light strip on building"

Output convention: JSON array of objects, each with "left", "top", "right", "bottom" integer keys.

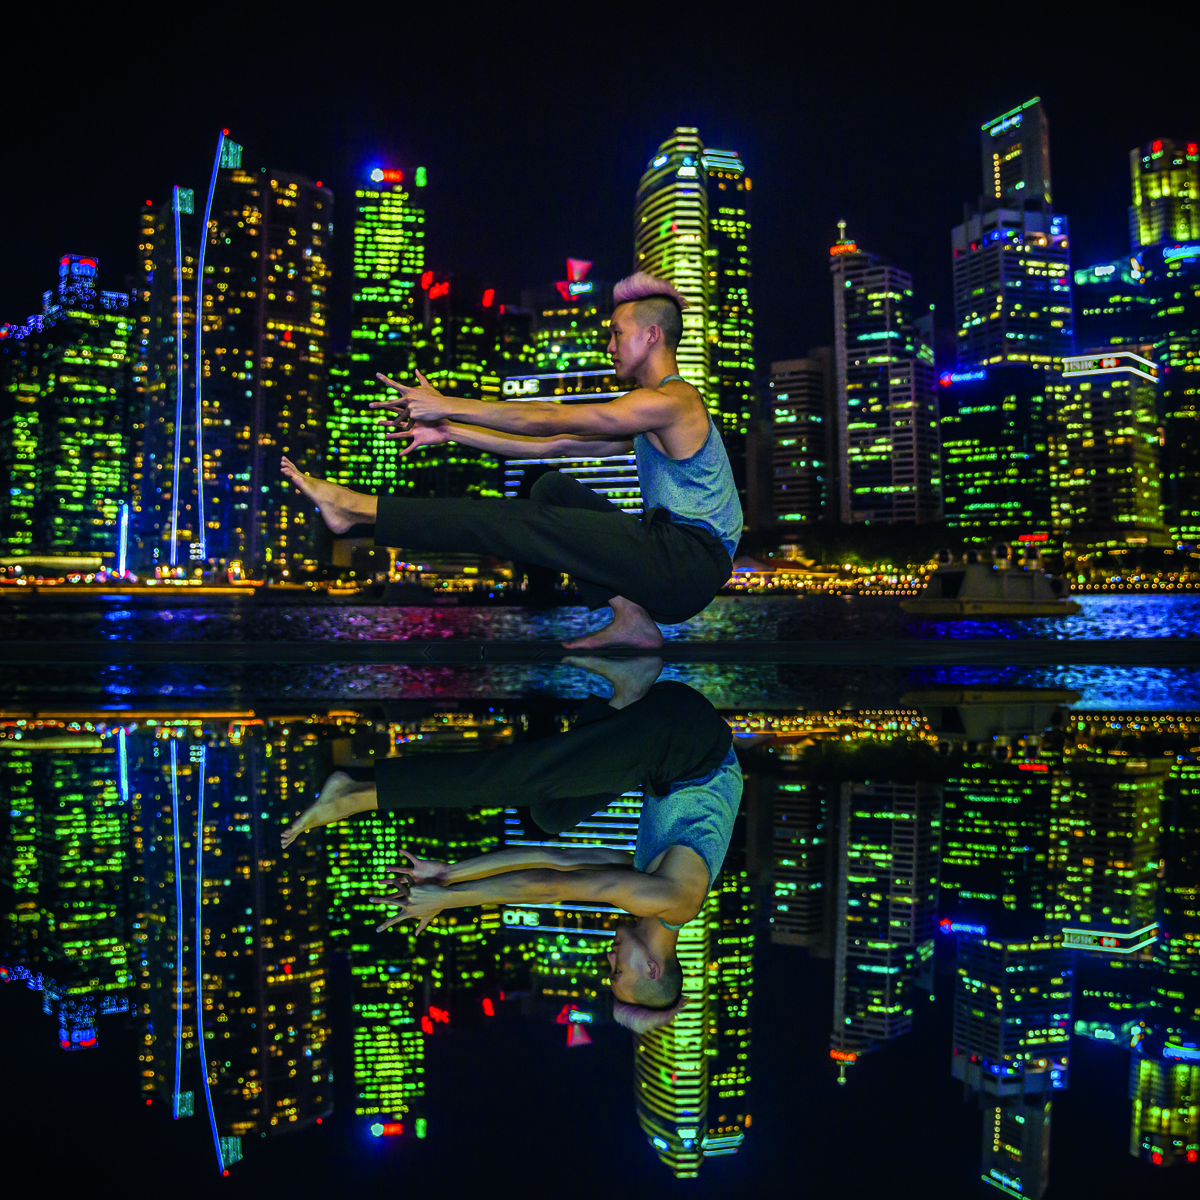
[
  {"left": 170, "top": 189, "right": 185, "bottom": 568},
  {"left": 171, "top": 739, "right": 185, "bottom": 1117},
  {"left": 117, "top": 502, "right": 129, "bottom": 577},
  {"left": 117, "top": 727, "right": 128, "bottom": 803},
  {"left": 193, "top": 132, "right": 226, "bottom": 564},
  {"left": 193, "top": 744, "right": 225, "bottom": 1173}
]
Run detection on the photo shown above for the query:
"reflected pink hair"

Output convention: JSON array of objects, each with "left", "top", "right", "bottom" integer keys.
[
  {"left": 612, "top": 994, "right": 690, "bottom": 1033},
  {"left": 612, "top": 272, "right": 689, "bottom": 310}
]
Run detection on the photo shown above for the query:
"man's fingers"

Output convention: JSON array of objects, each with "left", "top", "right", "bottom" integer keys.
[
  {"left": 414, "top": 369, "right": 431, "bottom": 387},
  {"left": 376, "top": 373, "right": 406, "bottom": 392}
]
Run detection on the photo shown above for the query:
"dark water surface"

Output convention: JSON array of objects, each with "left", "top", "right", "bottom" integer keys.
[{"left": 2, "top": 660, "right": 1197, "bottom": 1197}]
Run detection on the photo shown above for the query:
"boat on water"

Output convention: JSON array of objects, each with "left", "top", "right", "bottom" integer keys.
[{"left": 900, "top": 544, "right": 1081, "bottom": 617}]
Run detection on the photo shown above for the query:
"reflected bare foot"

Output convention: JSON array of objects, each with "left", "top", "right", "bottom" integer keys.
[
  {"left": 281, "top": 771, "right": 376, "bottom": 849},
  {"left": 562, "top": 596, "right": 664, "bottom": 651},
  {"left": 563, "top": 655, "right": 663, "bottom": 708},
  {"left": 280, "top": 456, "right": 375, "bottom": 534}
]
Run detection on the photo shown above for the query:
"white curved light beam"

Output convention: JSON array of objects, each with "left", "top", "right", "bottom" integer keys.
[
  {"left": 170, "top": 188, "right": 186, "bottom": 568},
  {"left": 193, "top": 745, "right": 226, "bottom": 1172},
  {"left": 194, "top": 132, "right": 227, "bottom": 564}
]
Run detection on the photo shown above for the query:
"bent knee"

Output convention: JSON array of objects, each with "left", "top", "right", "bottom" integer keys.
[{"left": 529, "top": 471, "right": 570, "bottom": 503}]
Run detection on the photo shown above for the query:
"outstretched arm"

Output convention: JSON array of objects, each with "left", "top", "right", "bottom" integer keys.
[
  {"left": 381, "top": 415, "right": 633, "bottom": 461},
  {"left": 374, "top": 865, "right": 679, "bottom": 932},
  {"left": 374, "top": 371, "right": 683, "bottom": 439},
  {"left": 389, "top": 844, "right": 632, "bottom": 886}
]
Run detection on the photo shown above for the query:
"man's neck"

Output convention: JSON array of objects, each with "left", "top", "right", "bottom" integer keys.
[{"left": 634, "top": 353, "right": 680, "bottom": 390}]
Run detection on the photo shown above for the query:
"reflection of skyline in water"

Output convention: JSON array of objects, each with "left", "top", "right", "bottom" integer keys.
[{"left": 2, "top": 696, "right": 1198, "bottom": 1189}]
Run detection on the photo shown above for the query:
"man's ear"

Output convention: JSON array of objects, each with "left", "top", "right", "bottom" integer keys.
[{"left": 646, "top": 958, "right": 661, "bottom": 980}]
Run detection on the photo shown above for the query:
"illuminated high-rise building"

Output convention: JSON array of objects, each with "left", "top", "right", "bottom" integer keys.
[
  {"left": 980, "top": 1097, "right": 1053, "bottom": 1200},
  {"left": 941, "top": 757, "right": 1054, "bottom": 936},
  {"left": 1157, "top": 760, "right": 1200, "bottom": 1041},
  {"left": 766, "top": 354, "right": 834, "bottom": 526},
  {"left": 1047, "top": 751, "right": 1166, "bottom": 934},
  {"left": 1050, "top": 350, "right": 1167, "bottom": 547},
  {"left": 0, "top": 255, "right": 133, "bottom": 557},
  {"left": 500, "top": 368, "right": 641, "bottom": 513},
  {"left": 705, "top": 805, "right": 753, "bottom": 1159},
  {"left": 767, "top": 775, "right": 832, "bottom": 949},
  {"left": 953, "top": 99, "right": 1071, "bottom": 371},
  {"left": 0, "top": 729, "right": 133, "bottom": 1049},
  {"left": 1073, "top": 256, "right": 1154, "bottom": 351},
  {"left": 633, "top": 130, "right": 754, "bottom": 530},
  {"left": 634, "top": 128, "right": 711, "bottom": 403},
  {"left": 704, "top": 148, "right": 755, "bottom": 505},
  {"left": 830, "top": 226, "right": 941, "bottom": 524},
  {"left": 136, "top": 136, "right": 332, "bottom": 575},
  {"left": 939, "top": 365, "right": 1062, "bottom": 540},
  {"left": 635, "top": 890, "right": 714, "bottom": 1179},
  {"left": 1128, "top": 1057, "right": 1200, "bottom": 1167},
  {"left": 1130, "top": 140, "right": 1200, "bottom": 252},
  {"left": 951, "top": 934, "right": 1071, "bottom": 1096},
  {"left": 329, "top": 165, "right": 426, "bottom": 498},
  {"left": 523, "top": 259, "right": 613, "bottom": 374},
  {"left": 951, "top": 208, "right": 1072, "bottom": 369},
  {"left": 830, "top": 781, "right": 941, "bottom": 1080},
  {"left": 981, "top": 98, "right": 1052, "bottom": 208},
  {"left": 1145, "top": 240, "right": 1200, "bottom": 543}
]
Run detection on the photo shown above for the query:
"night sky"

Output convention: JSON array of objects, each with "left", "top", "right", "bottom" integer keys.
[{"left": 3, "top": 15, "right": 1194, "bottom": 369}]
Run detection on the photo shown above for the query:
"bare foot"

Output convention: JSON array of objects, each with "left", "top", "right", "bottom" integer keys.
[
  {"left": 563, "top": 655, "right": 663, "bottom": 708},
  {"left": 280, "top": 456, "right": 375, "bottom": 534},
  {"left": 562, "top": 596, "right": 664, "bottom": 651},
  {"left": 281, "top": 770, "right": 376, "bottom": 849}
]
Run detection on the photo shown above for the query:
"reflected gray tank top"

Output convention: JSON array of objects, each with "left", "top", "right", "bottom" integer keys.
[
  {"left": 633, "top": 374, "right": 742, "bottom": 561},
  {"left": 633, "top": 747, "right": 743, "bottom": 928}
]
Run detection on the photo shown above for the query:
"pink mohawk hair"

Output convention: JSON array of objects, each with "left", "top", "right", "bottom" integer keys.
[
  {"left": 612, "top": 271, "right": 689, "bottom": 310},
  {"left": 612, "top": 994, "right": 690, "bottom": 1033}
]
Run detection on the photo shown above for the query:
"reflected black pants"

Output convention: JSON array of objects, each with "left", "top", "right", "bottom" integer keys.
[
  {"left": 374, "top": 471, "right": 731, "bottom": 624},
  {"left": 374, "top": 681, "right": 732, "bottom": 835}
]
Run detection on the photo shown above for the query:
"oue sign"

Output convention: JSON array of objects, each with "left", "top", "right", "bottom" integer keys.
[
  {"left": 503, "top": 379, "right": 540, "bottom": 397},
  {"left": 503, "top": 909, "right": 540, "bottom": 926}
]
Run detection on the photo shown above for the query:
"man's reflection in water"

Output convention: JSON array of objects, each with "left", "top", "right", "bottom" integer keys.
[{"left": 283, "top": 657, "right": 744, "bottom": 1030}]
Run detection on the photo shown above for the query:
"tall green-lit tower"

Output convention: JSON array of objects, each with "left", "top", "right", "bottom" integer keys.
[
  {"left": 330, "top": 166, "right": 427, "bottom": 495},
  {"left": 0, "top": 255, "right": 133, "bottom": 558}
]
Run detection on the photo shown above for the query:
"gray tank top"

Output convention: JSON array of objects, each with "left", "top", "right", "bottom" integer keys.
[
  {"left": 633, "top": 747, "right": 743, "bottom": 928},
  {"left": 633, "top": 375, "right": 742, "bottom": 561}
]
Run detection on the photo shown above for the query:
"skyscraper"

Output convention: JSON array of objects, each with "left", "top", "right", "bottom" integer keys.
[
  {"left": 633, "top": 129, "right": 755, "bottom": 526},
  {"left": 830, "top": 226, "right": 941, "bottom": 524},
  {"left": 1073, "top": 256, "right": 1154, "bottom": 351},
  {"left": 0, "top": 255, "right": 133, "bottom": 558},
  {"left": 329, "top": 165, "right": 426, "bottom": 497},
  {"left": 982, "top": 98, "right": 1052, "bottom": 208},
  {"left": 1130, "top": 140, "right": 1200, "bottom": 251},
  {"left": 830, "top": 781, "right": 941, "bottom": 1078},
  {"left": 953, "top": 99, "right": 1072, "bottom": 370},
  {"left": 634, "top": 129, "right": 711, "bottom": 402},
  {"left": 1050, "top": 350, "right": 1167, "bottom": 547},
  {"left": 136, "top": 136, "right": 332, "bottom": 575},
  {"left": 766, "top": 354, "right": 835, "bottom": 526},
  {"left": 938, "top": 365, "right": 1062, "bottom": 541},
  {"left": 523, "top": 259, "right": 613, "bottom": 374},
  {"left": 704, "top": 148, "right": 756, "bottom": 500}
]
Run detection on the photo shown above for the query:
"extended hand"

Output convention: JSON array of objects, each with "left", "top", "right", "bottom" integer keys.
[
  {"left": 379, "top": 416, "right": 452, "bottom": 457},
  {"left": 385, "top": 847, "right": 450, "bottom": 885},
  {"left": 373, "top": 370, "right": 453, "bottom": 423},
  {"left": 370, "top": 880, "right": 446, "bottom": 933}
]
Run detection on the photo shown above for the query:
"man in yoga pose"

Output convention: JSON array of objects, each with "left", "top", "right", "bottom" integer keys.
[
  {"left": 281, "top": 271, "right": 741, "bottom": 648},
  {"left": 280, "top": 658, "right": 742, "bottom": 1031}
]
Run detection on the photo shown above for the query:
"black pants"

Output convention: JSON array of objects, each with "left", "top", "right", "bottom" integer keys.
[
  {"left": 374, "top": 471, "right": 731, "bottom": 624},
  {"left": 375, "top": 681, "right": 733, "bottom": 834}
]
